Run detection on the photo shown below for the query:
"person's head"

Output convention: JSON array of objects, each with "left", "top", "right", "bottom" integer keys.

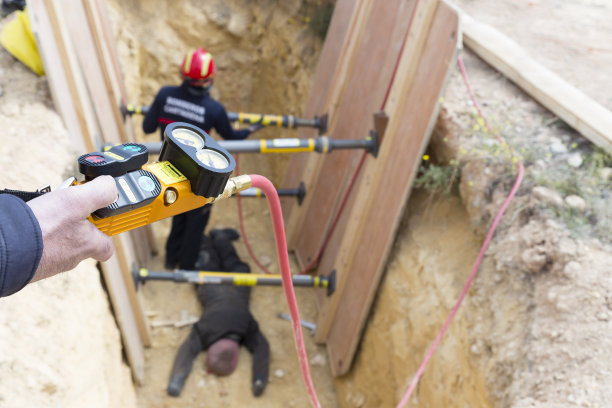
[
  {"left": 205, "top": 338, "right": 240, "bottom": 376},
  {"left": 180, "top": 47, "right": 215, "bottom": 89}
]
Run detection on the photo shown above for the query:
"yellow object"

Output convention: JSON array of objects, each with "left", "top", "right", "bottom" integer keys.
[
  {"left": 88, "top": 164, "right": 251, "bottom": 236},
  {"left": 0, "top": 8, "right": 45, "bottom": 76}
]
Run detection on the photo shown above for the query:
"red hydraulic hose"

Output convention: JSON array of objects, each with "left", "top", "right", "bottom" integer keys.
[
  {"left": 249, "top": 174, "right": 321, "bottom": 408},
  {"left": 396, "top": 55, "right": 525, "bottom": 407}
]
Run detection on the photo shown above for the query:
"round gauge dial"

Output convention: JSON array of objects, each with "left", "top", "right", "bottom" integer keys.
[
  {"left": 196, "top": 149, "right": 229, "bottom": 169},
  {"left": 172, "top": 128, "right": 205, "bottom": 149}
]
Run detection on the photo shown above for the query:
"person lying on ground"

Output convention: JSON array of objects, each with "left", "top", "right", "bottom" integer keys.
[
  {"left": 0, "top": 176, "right": 117, "bottom": 297},
  {"left": 167, "top": 228, "right": 270, "bottom": 397}
]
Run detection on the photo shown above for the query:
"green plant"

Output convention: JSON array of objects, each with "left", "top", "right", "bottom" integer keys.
[{"left": 414, "top": 162, "right": 460, "bottom": 195}]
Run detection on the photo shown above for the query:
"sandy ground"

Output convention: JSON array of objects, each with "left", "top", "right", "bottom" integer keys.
[{"left": 0, "top": 38, "right": 137, "bottom": 408}]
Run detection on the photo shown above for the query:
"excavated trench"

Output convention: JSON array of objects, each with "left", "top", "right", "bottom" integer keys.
[{"left": 107, "top": 1, "right": 580, "bottom": 408}]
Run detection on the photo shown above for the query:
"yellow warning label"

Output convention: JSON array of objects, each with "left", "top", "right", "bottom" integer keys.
[
  {"left": 104, "top": 151, "right": 124, "bottom": 161},
  {"left": 148, "top": 161, "right": 187, "bottom": 185}
]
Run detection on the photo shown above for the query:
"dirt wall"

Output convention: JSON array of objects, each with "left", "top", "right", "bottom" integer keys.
[{"left": 0, "top": 43, "right": 136, "bottom": 407}]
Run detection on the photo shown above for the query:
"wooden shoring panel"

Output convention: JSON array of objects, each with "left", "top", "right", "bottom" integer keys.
[
  {"left": 63, "top": 0, "right": 122, "bottom": 145},
  {"left": 461, "top": 14, "right": 612, "bottom": 155},
  {"left": 324, "top": 2, "right": 459, "bottom": 376},
  {"left": 292, "top": 0, "right": 421, "bottom": 269},
  {"left": 28, "top": 0, "right": 97, "bottom": 153},
  {"left": 281, "top": 0, "right": 363, "bottom": 247},
  {"left": 313, "top": 0, "right": 440, "bottom": 344},
  {"left": 29, "top": 0, "right": 151, "bottom": 381},
  {"left": 83, "top": 0, "right": 155, "bottom": 264}
]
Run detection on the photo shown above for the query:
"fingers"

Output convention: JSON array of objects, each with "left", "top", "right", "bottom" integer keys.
[
  {"left": 85, "top": 222, "right": 115, "bottom": 261},
  {"left": 67, "top": 175, "right": 118, "bottom": 216}
]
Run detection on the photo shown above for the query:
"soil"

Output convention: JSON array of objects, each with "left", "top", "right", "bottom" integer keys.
[
  {"left": 0, "top": 30, "right": 136, "bottom": 407},
  {"left": 0, "top": 1, "right": 611, "bottom": 408}
]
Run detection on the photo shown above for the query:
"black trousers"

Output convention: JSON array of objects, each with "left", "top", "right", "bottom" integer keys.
[{"left": 165, "top": 204, "right": 211, "bottom": 270}]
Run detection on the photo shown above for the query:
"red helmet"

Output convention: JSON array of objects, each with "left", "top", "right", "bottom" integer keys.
[{"left": 180, "top": 48, "right": 215, "bottom": 82}]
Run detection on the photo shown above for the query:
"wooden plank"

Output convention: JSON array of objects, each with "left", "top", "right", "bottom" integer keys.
[
  {"left": 281, "top": 0, "right": 363, "bottom": 247},
  {"left": 292, "top": 0, "right": 422, "bottom": 269},
  {"left": 28, "top": 0, "right": 97, "bottom": 153},
  {"left": 83, "top": 0, "right": 134, "bottom": 143},
  {"left": 313, "top": 0, "right": 439, "bottom": 343},
  {"left": 101, "top": 244, "right": 146, "bottom": 384},
  {"left": 324, "top": 2, "right": 459, "bottom": 375},
  {"left": 82, "top": 0, "right": 153, "bottom": 266},
  {"left": 63, "top": 0, "right": 123, "bottom": 145},
  {"left": 462, "top": 13, "right": 612, "bottom": 155}
]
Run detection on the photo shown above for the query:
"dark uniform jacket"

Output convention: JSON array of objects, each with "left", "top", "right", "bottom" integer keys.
[
  {"left": 0, "top": 195, "right": 42, "bottom": 297},
  {"left": 142, "top": 82, "right": 250, "bottom": 141}
]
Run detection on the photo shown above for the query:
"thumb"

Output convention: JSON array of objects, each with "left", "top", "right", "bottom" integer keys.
[{"left": 71, "top": 175, "right": 118, "bottom": 216}]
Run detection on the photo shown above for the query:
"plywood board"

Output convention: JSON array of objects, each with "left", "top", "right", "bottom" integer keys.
[
  {"left": 461, "top": 14, "right": 612, "bottom": 155},
  {"left": 312, "top": 0, "right": 440, "bottom": 344},
  {"left": 324, "top": 2, "right": 459, "bottom": 376},
  {"left": 28, "top": 0, "right": 97, "bottom": 153},
  {"left": 63, "top": 0, "right": 123, "bottom": 145},
  {"left": 281, "top": 0, "right": 363, "bottom": 247},
  {"left": 292, "top": 0, "right": 423, "bottom": 269},
  {"left": 29, "top": 0, "right": 151, "bottom": 381}
]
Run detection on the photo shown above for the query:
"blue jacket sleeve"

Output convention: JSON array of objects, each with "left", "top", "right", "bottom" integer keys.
[
  {"left": 0, "top": 195, "right": 43, "bottom": 297},
  {"left": 213, "top": 104, "right": 251, "bottom": 141}
]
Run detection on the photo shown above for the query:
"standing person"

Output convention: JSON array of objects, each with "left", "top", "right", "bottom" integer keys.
[{"left": 142, "top": 48, "right": 261, "bottom": 270}]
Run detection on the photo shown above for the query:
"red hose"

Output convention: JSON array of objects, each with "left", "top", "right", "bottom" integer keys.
[
  {"left": 396, "top": 55, "right": 525, "bottom": 407},
  {"left": 249, "top": 174, "right": 321, "bottom": 408}
]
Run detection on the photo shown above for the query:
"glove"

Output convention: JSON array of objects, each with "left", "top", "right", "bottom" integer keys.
[{"left": 27, "top": 175, "right": 118, "bottom": 282}]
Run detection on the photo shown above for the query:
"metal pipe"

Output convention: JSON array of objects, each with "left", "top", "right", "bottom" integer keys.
[
  {"left": 142, "top": 133, "right": 377, "bottom": 156},
  {"left": 133, "top": 267, "right": 336, "bottom": 296},
  {"left": 122, "top": 104, "right": 326, "bottom": 132}
]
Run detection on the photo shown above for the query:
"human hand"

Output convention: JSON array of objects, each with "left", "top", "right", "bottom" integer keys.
[
  {"left": 248, "top": 123, "right": 264, "bottom": 134},
  {"left": 27, "top": 175, "right": 118, "bottom": 282}
]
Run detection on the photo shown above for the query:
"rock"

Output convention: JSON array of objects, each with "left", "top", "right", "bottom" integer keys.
[
  {"left": 274, "top": 369, "right": 285, "bottom": 378},
  {"left": 562, "top": 261, "right": 582, "bottom": 279},
  {"left": 565, "top": 195, "right": 587, "bottom": 211},
  {"left": 227, "top": 12, "right": 249, "bottom": 37},
  {"left": 310, "top": 353, "right": 327, "bottom": 366},
  {"left": 521, "top": 248, "right": 548, "bottom": 274},
  {"left": 599, "top": 167, "right": 612, "bottom": 181},
  {"left": 550, "top": 142, "right": 568, "bottom": 154},
  {"left": 596, "top": 312, "right": 609, "bottom": 321},
  {"left": 567, "top": 152, "right": 583, "bottom": 168},
  {"left": 203, "top": 3, "right": 231, "bottom": 27},
  {"left": 260, "top": 255, "right": 273, "bottom": 267},
  {"left": 533, "top": 186, "right": 564, "bottom": 207}
]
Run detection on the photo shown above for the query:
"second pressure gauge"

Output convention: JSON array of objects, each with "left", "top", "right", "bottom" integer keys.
[{"left": 159, "top": 122, "right": 235, "bottom": 197}]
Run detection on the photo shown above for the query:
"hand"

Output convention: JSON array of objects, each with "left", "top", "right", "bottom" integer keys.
[
  {"left": 248, "top": 123, "right": 264, "bottom": 133},
  {"left": 27, "top": 175, "right": 118, "bottom": 282}
]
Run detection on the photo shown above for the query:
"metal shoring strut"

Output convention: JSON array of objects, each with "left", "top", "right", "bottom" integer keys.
[
  {"left": 120, "top": 103, "right": 328, "bottom": 134},
  {"left": 133, "top": 266, "right": 336, "bottom": 296},
  {"left": 140, "top": 132, "right": 378, "bottom": 157}
]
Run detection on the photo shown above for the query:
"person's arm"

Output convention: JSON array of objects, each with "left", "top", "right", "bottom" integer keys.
[
  {"left": 0, "top": 195, "right": 43, "bottom": 297},
  {"left": 243, "top": 321, "right": 270, "bottom": 397},
  {"left": 26, "top": 176, "right": 118, "bottom": 283},
  {"left": 167, "top": 328, "right": 204, "bottom": 397},
  {"left": 213, "top": 105, "right": 259, "bottom": 140},
  {"left": 142, "top": 91, "right": 163, "bottom": 134}
]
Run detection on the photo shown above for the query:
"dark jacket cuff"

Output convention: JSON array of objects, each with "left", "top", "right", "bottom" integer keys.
[{"left": 0, "top": 195, "right": 43, "bottom": 297}]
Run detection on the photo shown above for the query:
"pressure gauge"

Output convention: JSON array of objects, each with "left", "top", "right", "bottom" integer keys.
[
  {"left": 196, "top": 149, "right": 229, "bottom": 169},
  {"left": 173, "top": 128, "right": 205, "bottom": 149},
  {"left": 159, "top": 122, "right": 235, "bottom": 197}
]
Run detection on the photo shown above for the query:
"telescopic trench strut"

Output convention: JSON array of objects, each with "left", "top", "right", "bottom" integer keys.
[{"left": 133, "top": 267, "right": 336, "bottom": 296}]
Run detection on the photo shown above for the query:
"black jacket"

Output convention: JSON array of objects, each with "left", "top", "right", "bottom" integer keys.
[
  {"left": 142, "top": 82, "right": 250, "bottom": 141},
  {"left": 0, "top": 195, "right": 42, "bottom": 297}
]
